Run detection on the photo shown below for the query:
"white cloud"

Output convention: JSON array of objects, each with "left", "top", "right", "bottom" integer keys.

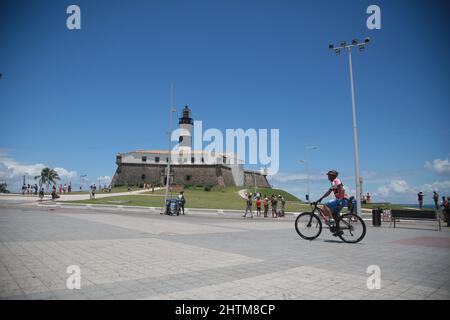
[
  {"left": 425, "top": 158, "right": 450, "bottom": 175},
  {"left": 97, "top": 176, "right": 111, "bottom": 183},
  {"left": 374, "top": 180, "right": 412, "bottom": 198},
  {"left": 0, "top": 157, "right": 45, "bottom": 178},
  {"left": 54, "top": 167, "right": 78, "bottom": 179},
  {"left": 269, "top": 172, "right": 322, "bottom": 183},
  {"left": 0, "top": 154, "right": 78, "bottom": 191},
  {"left": 421, "top": 180, "right": 450, "bottom": 193}
]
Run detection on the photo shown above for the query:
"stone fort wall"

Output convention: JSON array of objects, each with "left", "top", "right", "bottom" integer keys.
[
  {"left": 112, "top": 164, "right": 237, "bottom": 187},
  {"left": 243, "top": 171, "right": 271, "bottom": 188},
  {"left": 111, "top": 164, "right": 270, "bottom": 188}
]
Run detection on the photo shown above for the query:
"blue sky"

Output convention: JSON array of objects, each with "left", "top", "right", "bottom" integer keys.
[{"left": 1, "top": 0, "right": 449, "bottom": 204}]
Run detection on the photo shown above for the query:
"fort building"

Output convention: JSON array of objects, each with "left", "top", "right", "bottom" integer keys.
[{"left": 111, "top": 106, "right": 270, "bottom": 188}]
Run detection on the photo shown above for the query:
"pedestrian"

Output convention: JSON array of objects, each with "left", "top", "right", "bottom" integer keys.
[
  {"left": 271, "top": 194, "right": 278, "bottom": 218},
  {"left": 51, "top": 184, "right": 57, "bottom": 200},
  {"left": 433, "top": 191, "right": 439, "bottom": 210},
  {"left": 278, "top": 195, "right": 285, "bottom": 217},
  {"left": 21, "top": 184, "right": 26, "bottom": 195},
  {"left": 417, "top": 192, "right": 424, "bottom": 209},
  {"left": 92, "top": 184, "right": 96, "bottom": 198},
  {"left": 27, "top": 184, "right": 30, "bottom": 194},
  {"left": 263, "top": 194, "right": 269, "bottom": 218},
  {"left": 366, "top": 192, "right": 371, "bottom": 204},
  {"left": 68, "top": 184, "right": 72, "bottom": 193},
  {"left": 59, "top": 184, "right": 63, "bottom": 194},
  {"left": 441, "top": 196, "right": 448, "bottom": 222},
  {"left": 256, "top": 197, "right": 262, "bottom": 217},
  {"left": 178, "top": 191, "right": 185, "bottom": 215},
  {"left": 39, "top": 187, "right": 44, "bottom": 201},
  {"left": 243, "top": 193, "right": 253, "bottom": 218}
]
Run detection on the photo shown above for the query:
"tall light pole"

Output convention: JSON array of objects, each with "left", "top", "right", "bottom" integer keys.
[
  {"left": 163, "top": 84, "right": 177, "bottom": 213},
  {"left": 299, "top": 145, "right": 318, "bottom": 203},
  {"left": 80, "top": 174, "right": 87, "bottom": 191},
  {"left": 329, "top": 38, "right": 370, "bottom": 215}
]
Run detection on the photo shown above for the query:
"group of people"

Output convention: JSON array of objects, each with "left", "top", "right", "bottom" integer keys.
[
  {"left": 21, "top": 184, "right": 38, "bottom": 195},
  {"left": 58, "top": 184, "right": 72, "bottom": 194},
  {"left": 417, "top": 191, "right": 450, "bottom": 212},
  {"left": 243, "top": 192, "right": 286, "bottom": 219},
  {"left": 423, "top": 191, "right": 450, "bottom": 223},
  {"left": 143, "top": 184, "right": 155, "bottom": 193}
]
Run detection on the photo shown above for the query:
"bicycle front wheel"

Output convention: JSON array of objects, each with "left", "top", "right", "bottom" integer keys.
[
  {"left": 295, "top": 212, "right": 322, "bottom": 240},
  {"left": 336, "top": 214, "right": 366, "bottom": 243}
]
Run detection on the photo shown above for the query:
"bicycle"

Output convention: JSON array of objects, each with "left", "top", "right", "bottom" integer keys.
[{"left": 295, "top": 201, "right": 366, "bottom": 243}]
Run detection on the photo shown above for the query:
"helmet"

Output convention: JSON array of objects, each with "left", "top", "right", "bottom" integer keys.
[{"left": 326, "top": 170, "right": 339, "bottom": 177}]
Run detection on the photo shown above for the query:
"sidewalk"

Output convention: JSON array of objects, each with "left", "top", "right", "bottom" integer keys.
[{"left": 0, "top": 188, "right": 160, "bottom": 203}]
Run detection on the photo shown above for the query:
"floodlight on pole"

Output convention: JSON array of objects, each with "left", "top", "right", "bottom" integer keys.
[
  {"left": 328, "top": 37, "right": 371, "bottom": 215},
  {"left": 299, "top": 145, "right": 318, "bottom": 204}
]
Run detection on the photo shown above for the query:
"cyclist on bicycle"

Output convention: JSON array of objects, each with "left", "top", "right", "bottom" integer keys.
[{"left": 314, "top": 170, "right": 348, "bottom": 230}]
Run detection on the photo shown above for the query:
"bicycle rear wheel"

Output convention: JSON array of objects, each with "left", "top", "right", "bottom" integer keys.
[
  {"left": 295, "top": 212, "right": 322, "bottom": 240},
  {"left": 336, "top": 213, "right": 366, "bottom": 243}
]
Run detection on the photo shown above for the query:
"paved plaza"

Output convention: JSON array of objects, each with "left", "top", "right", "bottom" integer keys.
[{"left": 0, "top": 199, "right": 449, "bottom": 300}]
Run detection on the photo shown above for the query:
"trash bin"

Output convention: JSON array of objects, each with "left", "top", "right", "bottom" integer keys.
[{"left": 372, "top": 208, "right": 382, "bottom": 226}]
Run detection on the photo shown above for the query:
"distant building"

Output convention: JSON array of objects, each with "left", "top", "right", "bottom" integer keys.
[{"left": 111, "top": 106, "right": 270, "bottom": 188}]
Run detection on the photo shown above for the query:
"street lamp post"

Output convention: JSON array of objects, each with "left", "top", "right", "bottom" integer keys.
[
  {"left": 329, "top": 38, "right": 370, "bottom": 215},
  {"left": 299, "top": 145, "right": 317, "bottom": 203},
  {"left": 163, "top": 84, "right": 177, "bottom": 214}
]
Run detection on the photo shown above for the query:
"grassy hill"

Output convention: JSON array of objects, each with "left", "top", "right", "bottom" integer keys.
[{"left": 64, "top": 186, "right": 310, "bottom": 212}]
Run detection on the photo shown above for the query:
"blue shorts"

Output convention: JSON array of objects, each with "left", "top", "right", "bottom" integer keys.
[{"left": 326, "top": 198, "right": 349, "bottom": 217}]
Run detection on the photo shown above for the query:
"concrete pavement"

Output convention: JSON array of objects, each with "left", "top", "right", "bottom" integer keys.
[{"left": 0, "top": 199, "right": 449, "bottom": 300}]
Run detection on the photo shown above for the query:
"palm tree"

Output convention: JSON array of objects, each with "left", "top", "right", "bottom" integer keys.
[{"left": 34, "top": 168, "right": 60, "bottom": 189}]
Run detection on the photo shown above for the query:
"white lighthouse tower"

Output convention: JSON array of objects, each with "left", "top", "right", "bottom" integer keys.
[{"left": 178, "top": 105, "right": 193, "bottom": 152}]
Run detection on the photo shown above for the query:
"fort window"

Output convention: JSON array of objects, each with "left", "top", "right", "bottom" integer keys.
[
  {"left": 186, "top": 175, "right": 191, "bottom": 181},
  {"left": 141, "top": 174, "right": 145, "bottom": 180},
  {"left": 155, "top": 157, "right": 160, "bottom": 163},
  {"left": 142, "top": 156, "right": 147, "bottom": 162}
]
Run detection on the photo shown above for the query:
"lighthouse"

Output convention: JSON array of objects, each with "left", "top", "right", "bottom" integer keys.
[{"left": 178, "top": 105, "right": 193, "bottom": 151}]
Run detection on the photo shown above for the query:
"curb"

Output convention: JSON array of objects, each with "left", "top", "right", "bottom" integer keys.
[{"left": 39, "top": 202, "right": 373, "bottom": 218}]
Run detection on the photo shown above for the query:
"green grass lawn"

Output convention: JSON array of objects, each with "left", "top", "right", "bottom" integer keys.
[
  {"left": 62, "top": 187, "right": 433, "bottom": 213},
  {"left": 361, "top": 202, "right": 435, "bottom": 211},
  {"left": 64, "top": 186, "right": 312, "bottom": 211}
]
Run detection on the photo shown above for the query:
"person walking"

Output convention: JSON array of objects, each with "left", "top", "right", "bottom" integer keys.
[
  {"left": 263, "top": 194, "right": 269, "bottom": 218},
  {"left": 433, "top": 191, "right": 439, "bottom": 210},
  {"left": 39, "top": 187, "right": 44, "bottom": 201},
  {"left": 243, "top": 193, "right": 253, "bottom": 218},
  {"left": 271, "top": 194, "right": 278, "bottom": 218},
  {"left": 178, "top": 191, "right": 186, "bottom": 215},
  {"left": 417, "top": 192, "right": 424, "bottom": 209},
  {"left": 440, "top": 196, "right": 448, "bottom": 222},
  {"left": 51, "top": 184, "right": 57, "bottom": 200},
  {"left": 255, "top": 197, "right": 262, "bottom": 217},
  {"left": 278, "top": 195, "right": 285, "bottom": 217}
]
